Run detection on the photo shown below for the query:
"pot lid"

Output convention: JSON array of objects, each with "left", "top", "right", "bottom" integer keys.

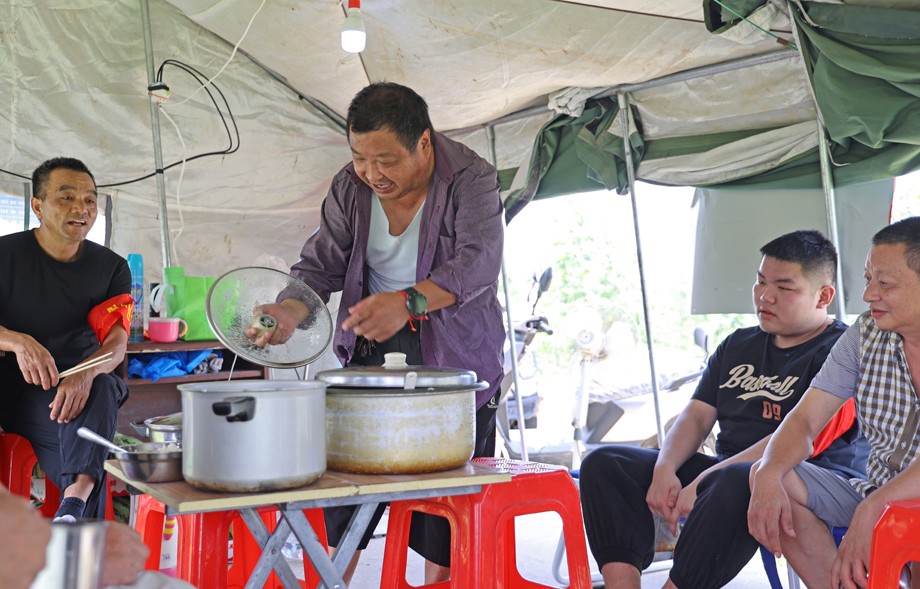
[
  {"left": 205, "top": 267, "right": 333, "bottom": 369},
  {"left": 144, "top": 412, "right": 182, "bottom": 430},
  {"left": 315, "top": 353, "right": 479, "bottom": 389}
]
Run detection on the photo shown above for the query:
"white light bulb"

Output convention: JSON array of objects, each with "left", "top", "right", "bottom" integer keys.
[{"left": 341, "top": 7, "right": 366, "bottom": 53}]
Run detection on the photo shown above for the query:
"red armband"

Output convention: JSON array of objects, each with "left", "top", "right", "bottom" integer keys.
[
  {"left": 811, "top": 398, "right": 857, "bottom": 457},
  {"left": 87, "top": 294, "right": 134, "bottom": 344}
]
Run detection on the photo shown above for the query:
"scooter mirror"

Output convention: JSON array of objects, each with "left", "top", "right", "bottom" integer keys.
[
  {"left": 693, "top": 327, "right": 710, "bottom": 357},
  {"left": 537, "top": 267, "right": 553, "bottom": 295},
  {"left": 531, "top": 267, "right": 553, "bottom": 315}
]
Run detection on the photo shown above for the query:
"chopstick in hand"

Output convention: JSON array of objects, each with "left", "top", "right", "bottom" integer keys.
[{"left": 59, "top": 352, "right": 114, "bottom": 379}]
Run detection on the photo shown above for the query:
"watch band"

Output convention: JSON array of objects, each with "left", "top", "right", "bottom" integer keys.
[{"left": 398, "top": 287, "right": 429, "bottom": 332}]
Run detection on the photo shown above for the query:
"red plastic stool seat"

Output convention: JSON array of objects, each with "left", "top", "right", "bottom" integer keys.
[
  {"left": 868, "top": 499, "right": 920, "bottom": 588},
  {"left": 381, "top": 457, "right": 592, "bottom": 589},
  {"left": 0, "top": 431, "right": 115, "bottom": 520},
  {"left": 132, "top": 494, "right": 328, "bottom": 588}
]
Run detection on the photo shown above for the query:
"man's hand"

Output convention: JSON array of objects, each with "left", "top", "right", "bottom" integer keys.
[
  {"left": 646, "top": 468, "right": 682, "bottom": 533},
  {"left": 0, "top": 491, "right": 51, "bottom": 589},
  {"left": 341, "top": 292, "right": 408, "bottom": 342},
  {"left": 11, "top": 332, "right": 58, "bottom": 390},
  {"left": 100, "top": 521, "right": 149, "bottom": 587},
  {"left": 245, "top": 300, "right": 309, "bottom": 347},
  {"left": 48, "top": 369, "right": 93, "bottom": 423},
  {"left": 748, "top": 463, "right": 795, "bottom": 557},
  {"left": 831, "top": 497, "right": 884, "bottom": 589},
  {"left": 673, "top": 477, "right": 702, "bottom": 531}
]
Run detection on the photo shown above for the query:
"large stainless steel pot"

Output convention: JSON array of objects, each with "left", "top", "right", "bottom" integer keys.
[
  {"left": 316, "top": 354, "right": 488, "bottom": 474},
  {"left": 178, "top": 380, "right": 327, "bottom": 492}
]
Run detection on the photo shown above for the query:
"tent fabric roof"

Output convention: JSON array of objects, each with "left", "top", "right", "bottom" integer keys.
[{"left": 0, "top": 0, "right": 916, "bottom": 279}]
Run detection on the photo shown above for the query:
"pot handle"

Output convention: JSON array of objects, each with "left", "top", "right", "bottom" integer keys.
[{"left": 212, "top": 396, "right": 257, "bottom": 422}]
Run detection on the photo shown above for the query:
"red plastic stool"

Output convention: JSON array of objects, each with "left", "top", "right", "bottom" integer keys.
[
  {"left": 133, "top": 493, "right": 328, "bottom": 588},
  {"left": 868, "top": 499, "right": 920, "bottom": 588},
  {"left": 0, "top": 431, "right": 114, "bottom": 520},
  {"left": 381, "top": 457, "right": 592, "bottom": 589}
]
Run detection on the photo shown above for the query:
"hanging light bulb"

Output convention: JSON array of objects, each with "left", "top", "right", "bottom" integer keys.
[{"left": 341, "top": 0, "right": 366, "bottom": 53}]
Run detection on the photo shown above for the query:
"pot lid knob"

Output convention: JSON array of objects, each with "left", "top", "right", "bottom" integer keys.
[{"left": 383, "top": 352, "right": 408, "bottom": 369}]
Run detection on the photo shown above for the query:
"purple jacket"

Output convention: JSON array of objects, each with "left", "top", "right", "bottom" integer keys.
[{"left": 292, "top": 132, "right": 505, "bottom": 408}]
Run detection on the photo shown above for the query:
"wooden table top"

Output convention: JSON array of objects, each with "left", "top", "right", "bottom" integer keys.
[{"left": 105, "top": 460, "right": 511, "bottom": 513}]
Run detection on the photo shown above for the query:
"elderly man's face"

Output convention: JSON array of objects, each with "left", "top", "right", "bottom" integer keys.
[
  {"left": 349, "top": 127, "right": 433, "bottom": 206},
  {"left": 863, "top": 243, "right": 920, "bottom": 335},
  {"left": 31, "top": 168, "right": 97, "bottom": 245}
]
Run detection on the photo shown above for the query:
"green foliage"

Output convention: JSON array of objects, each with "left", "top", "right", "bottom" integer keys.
[{"left": 503, "top": 190, "right": 750, "bottom": 380}]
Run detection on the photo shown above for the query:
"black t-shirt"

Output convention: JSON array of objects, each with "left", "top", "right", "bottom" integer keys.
[
  {"left": 693, "top": 320, "right": 868, "bottom": 478},
  {"left": 0, "top": 230, "right": 131, "bottom": 376}
]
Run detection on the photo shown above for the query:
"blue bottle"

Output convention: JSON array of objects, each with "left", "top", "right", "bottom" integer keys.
[{"left": 127, "top": 254, "right": 145, "bottom": 342}]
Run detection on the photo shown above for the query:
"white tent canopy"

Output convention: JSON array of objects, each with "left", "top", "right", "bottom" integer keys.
[{"left": 1, "top": 0, "right": 824, "bottom": 280}]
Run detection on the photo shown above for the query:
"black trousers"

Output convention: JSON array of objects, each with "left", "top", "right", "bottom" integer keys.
[
  {"left": 580, "top": 445, "right": 760, "bottom": 589},
  {"left": 324, "top": 325, "right": 497, "bottom": 567},
  {"left": 0, "top": 371, "right": 128, "bottom": 519}
]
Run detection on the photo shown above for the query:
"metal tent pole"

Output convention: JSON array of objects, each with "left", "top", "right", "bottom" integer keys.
[
  {"left": 618, "top": 93, "right": 665, "bottom": 446},
  {"left": 448, "top": 51, "right": 796, "bottom": 137},
  {"left": 487, "top": 124, "right": 529, "bottom": 461},
  {"left": 22, "top": 182, "right": 30, "bottom": 229},
  {"left": 140, "top": 0, "right": 172, "bottom": 270},
  {"left": 817, "top": 120, "right": 847, "bottom": 319}
]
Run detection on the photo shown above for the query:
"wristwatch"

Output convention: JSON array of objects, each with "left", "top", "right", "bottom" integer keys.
[{"left": 400, "top": 287, "right": 429, "bottom": 316}]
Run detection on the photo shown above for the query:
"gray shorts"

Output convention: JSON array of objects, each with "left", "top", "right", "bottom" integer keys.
[{"left": 794, "top": 461, "right": 864, "bottom": 529}]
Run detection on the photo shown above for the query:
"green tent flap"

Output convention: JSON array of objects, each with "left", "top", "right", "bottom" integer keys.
[
  {"left": 506, "top": 1, "right": 920, "bottom": 215},
  {"left": 504, "top": 99, "right": 644, "bottom": 220}
]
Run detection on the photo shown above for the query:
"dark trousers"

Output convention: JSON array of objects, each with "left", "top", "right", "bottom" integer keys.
[
  {"left": 0, "top": 372, "right": 128, "bottom": 518},
  {"left": 580, "top": 445, "right": 760, "bottom": 589},
  {"left": 324, "top": 325, "right": 497, "bottom": 567}
]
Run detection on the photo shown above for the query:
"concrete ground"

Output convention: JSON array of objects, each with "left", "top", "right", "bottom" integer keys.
[{"left": 286, "top": 509, "right": 791, "bottom": 588}]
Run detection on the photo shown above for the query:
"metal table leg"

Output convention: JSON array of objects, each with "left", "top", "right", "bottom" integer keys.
[{"left": 239, "top": 508, "right": 306, "bottom": 589}]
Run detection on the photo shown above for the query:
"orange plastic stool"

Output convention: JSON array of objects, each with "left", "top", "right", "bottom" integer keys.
[
  {"left": 868, "top": 499, "right": 920, "bottom": 588},
  {"left": 133, "top": 493, "right": 328, "bottom": 588},
  {"left": 381, "top": 457, "right": 592, "bottom": 589},
  {"left": 0, "top": 431, "right": 114, "bottom": 520}
]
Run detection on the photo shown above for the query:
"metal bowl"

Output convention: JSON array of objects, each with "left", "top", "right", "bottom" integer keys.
[{"left": 115, "top": 442, "right": 183, "bottom": 483}]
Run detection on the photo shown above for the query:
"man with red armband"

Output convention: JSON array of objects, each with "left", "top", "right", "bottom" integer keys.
[{"left": 0, "top": 157, "right": 132, "bottom": 522}]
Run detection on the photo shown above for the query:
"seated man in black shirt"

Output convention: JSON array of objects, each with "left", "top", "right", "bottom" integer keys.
[
  {"left": 0, "top": 157, "right": 132, "bottom": 521},
  {"left": 580, "top": 230, "right": 869, "bottom": 589}
]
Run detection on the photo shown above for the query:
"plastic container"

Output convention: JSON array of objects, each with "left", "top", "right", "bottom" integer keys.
[{"left": 127, "top": 254, "right": 145, "bottom": 342}]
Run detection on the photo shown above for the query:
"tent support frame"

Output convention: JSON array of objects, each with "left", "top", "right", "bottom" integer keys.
[
  {"left": 817, "top": 120, "right": 848, "bottom": 319},
  {"left": 140, "top": 0, "right": 172, "bottom": 270},
  {"left": 618, "top": 93, "right": 666, "bottom": 447},
  {"left": 488, "top": 124, "right": 529, "bottom": 461}
]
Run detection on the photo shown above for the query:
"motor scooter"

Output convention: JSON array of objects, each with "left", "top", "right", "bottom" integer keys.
[
  {"left": 575, "top": 326, "right": 714, "bottom": 463},
  {"left": 496, "top": 268, "right": 554, "bottom": 459}
]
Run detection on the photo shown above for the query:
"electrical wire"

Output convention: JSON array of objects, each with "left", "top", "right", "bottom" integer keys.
[
  {"left": 165, "top": 0, "right": 266, "bottom": 109},
  {"left": 99, "top": 59, "right": 240, "bottom": 188},
  {"left": 157, "top": 105, "right": 188, "bottom": 267},
  {"left": 3, "top": 0, "right": 264, "bottom": 187},
  {"left": 1, "top": 58, "right": 241, "bottom": 188}
]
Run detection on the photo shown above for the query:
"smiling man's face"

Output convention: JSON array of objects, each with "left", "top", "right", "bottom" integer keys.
[{"left": 32, "top": 168, "right": 98, "bottom": 245}]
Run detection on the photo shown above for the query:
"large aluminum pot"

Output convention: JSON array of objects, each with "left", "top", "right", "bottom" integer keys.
[
  {"left": 178, "top": 380, "right": 327, "bottom": 492},
  {"left": 316, "top": 354, "right": 488, "bottom": 474}
]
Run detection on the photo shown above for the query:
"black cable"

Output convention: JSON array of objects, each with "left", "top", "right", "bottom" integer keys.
[
  {"left": 0, "top": 168, "right": 30, "bottom": 181},
  {"left": 99, "top": 59, "right": 240, "bottom": 188},
  {"left": 1, "top": 59, "right": 241, "bottom": 189}
]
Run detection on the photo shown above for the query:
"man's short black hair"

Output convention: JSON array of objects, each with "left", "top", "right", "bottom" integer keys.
[
  {"left": 346, "top": 82, "right": 434, "bottom": 152},
  {"left": 872, "top": 217, "right": 920, "bottom": 277},
  {"left": 760, "top": 230, "right": 838, "bottom": 286},
  {"left": 31, "top": 157, "right": 95, "bottom": 200}
]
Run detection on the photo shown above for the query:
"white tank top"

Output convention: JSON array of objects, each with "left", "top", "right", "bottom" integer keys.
[{"left": 366, "top": 194, "right": 424, "bottom": 294}]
